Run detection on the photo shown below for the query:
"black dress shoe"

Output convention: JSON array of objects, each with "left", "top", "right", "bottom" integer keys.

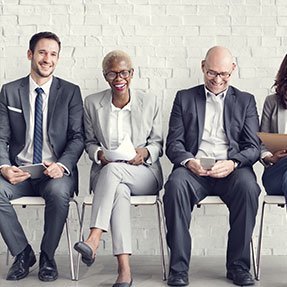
[
  {"left": 6, "top": 244, "right": 36, "bottom": 281},
  {"left": 38, "top": 251, "right": 58, "bottom": 282},
  {"left": 74, "top": 241, "right": 95, "bottom": 266},
  {"left": 167, "top": 271, "right": 189, "bottom": 286},
  {"left": 227, "top": 267, "right": 255, "bottom": 286}
]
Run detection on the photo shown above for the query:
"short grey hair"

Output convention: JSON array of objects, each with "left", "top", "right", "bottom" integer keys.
[{"left": 102, "top": 50, "right": 133, "bottom": 72}]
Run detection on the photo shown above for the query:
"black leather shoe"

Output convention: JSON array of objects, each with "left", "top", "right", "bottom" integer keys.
[
  {"left": 74, "top": 241, "right": 95, "bottom": 266},
  {"left": 38, "top": 251, "right": 58, "bottom": 282},
  {"left": 167, "top": 271, "right": 189, "bottom": 286},
  {"left": 6, "top": 244, "right": 36, "bottom": 281},
  {"left": 227, "top": 267, "right": 255, "bottom": 286}
]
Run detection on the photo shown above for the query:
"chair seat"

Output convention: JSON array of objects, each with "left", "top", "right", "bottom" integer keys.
[
  {"left": 82, "top": 195, "right": 158, "bottom": 206},
  {"left": 10, "top": 196, "right": 46, "bottom": 206},
  {"left": 263, "top": 195, "right": 285, "bottom": 205},
  {"left": 197, "top": 196, "right": 224, "bottom": 205}
]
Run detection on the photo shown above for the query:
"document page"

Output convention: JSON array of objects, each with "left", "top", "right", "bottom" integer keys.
[{"left": 101, "top": 135, "right": 136, "bottom": 161}]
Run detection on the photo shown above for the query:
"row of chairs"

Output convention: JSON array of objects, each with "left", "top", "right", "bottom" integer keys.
[{"left": 6, "top": 194, "right": 286, "bottom": 281}]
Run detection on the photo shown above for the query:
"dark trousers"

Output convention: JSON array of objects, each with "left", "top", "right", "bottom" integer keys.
[
  {"left": 262, "top": 157, "right": 287, "bottom": 200},
  {"left": 163, "top": 166, "right": 260, "bottom": 274},
  {"left": 0, "top": 174, "right": 74, "bottom": 260}
]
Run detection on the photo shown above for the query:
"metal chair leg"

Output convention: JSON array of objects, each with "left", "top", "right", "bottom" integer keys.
[
  {"left": 65, "top": 218, "right": 75, "bottom": 280},
  {"left": 250, "top": 238, "right": 257, "bottom": 279},
  {"left": 75, "top": 202, "right": 87, "bottom": 281},
  {"left": 156, "top": 198, "right": 167, "bottom": 281},
  {"left": 256, "top": 201, "right": 266, "bottom": 281}
]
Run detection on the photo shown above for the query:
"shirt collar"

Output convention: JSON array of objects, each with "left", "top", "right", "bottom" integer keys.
[
  {"left": 111, "top": 100, "right": 131, "bottom": 112},
  {"left": 29, "top": 75, "right": 53, "bottom": 96},
  {"left": 204, "top": 86, "right": 227, "bottom": 100}
]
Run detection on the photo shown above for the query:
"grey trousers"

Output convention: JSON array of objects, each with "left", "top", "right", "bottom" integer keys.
[
  {"left": 90, "top": 162, "right": 158, "bottom": 255},
  {"left": 0, "top": 174, "right": 74, "bottom": 259}
]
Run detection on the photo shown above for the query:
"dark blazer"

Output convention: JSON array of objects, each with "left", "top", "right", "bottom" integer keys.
[
  {"left": 0, "top": 76, "right": 84, "bottom": 193},
  {"left": 166, "top": 84, "right": 260, "bottom": 169}
]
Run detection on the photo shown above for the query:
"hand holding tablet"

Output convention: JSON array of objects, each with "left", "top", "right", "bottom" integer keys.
[{"left": 18, "top": 163, "right": 47, "bottom": 179}]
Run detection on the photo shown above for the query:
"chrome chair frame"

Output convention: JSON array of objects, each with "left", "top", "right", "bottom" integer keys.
[
  {"left": 75, "top": 194, "right": 167, "bottom": 281},
  {"left": 7, "top": 196, "right": 81, "bottom": 281},
  {"left": 255, "top": 195, "right": 286, "bottom": 280},
  {"left": 197, "top": 195, "right": 257, "bottom": 279}
]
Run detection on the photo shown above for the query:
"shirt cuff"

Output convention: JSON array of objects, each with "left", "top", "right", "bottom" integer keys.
[
  {"left": 94, "top": 147, "right": 102, "bottom": 165},
  {"left": 181, "top": 158, "right": 195, "bottom": 167},
  {"left": 56, "top": 162, "right": 70, "bottom": 176}
]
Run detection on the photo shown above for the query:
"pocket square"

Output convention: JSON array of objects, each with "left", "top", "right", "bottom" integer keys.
[{"left": 8, "top": 106, "right": 22, "bottom": 113}]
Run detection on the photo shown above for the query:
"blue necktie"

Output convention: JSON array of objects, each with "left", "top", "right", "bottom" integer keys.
[{"left": 33, "top": 87, "right": 44, "bottom": 164}]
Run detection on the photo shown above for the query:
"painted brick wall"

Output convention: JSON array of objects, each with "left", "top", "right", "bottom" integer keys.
[{"left": 1, "top": 0, "right": 287, "bottom": 258}]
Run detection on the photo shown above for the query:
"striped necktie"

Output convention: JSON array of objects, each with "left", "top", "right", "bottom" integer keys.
[{"left": 33, "top": 87, "right": 44, "bottom": 164}]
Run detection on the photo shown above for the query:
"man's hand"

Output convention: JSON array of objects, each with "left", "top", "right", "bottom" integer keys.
[
  {"left": 207, "top": 160, "right": 235, "bottom": 178},
  {"left": 97, "top": 150, "right": 111, "bottom": 166},
  {"left": 186, "top": 159, "right": 208, "bottom": 176},
  {"left": 263, "top": 149, "right": 287, "bottom": 165},
  {"left": 0, "top": 166, "right": 30, "bottom": 185},
  {"left": 129, "top": 148, "right": 149, "bottom": 166},
  {"left": 44, "top": 162, "right": 64, "bottom": 179}
]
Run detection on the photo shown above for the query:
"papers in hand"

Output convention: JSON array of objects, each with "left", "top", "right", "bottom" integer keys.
[
  {"left": 101, "top": 135, "right": 136, "bottom": 162},
  {"left": 257, "top": 132, "right": 287, "bottom": 153}
]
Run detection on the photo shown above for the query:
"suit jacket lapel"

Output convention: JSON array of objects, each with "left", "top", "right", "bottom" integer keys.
[
  {"left": 195, "top": 86, "right": 206, "bottom": 145},
  {"left": 98, "top": 90, "right": 112, "bottom": 148},
  {"left": 19, "top": 76, "right": 30, "bottom": 126},
  {"left": 47, "top": 77, "right": 59, "bottom": 130},
  {"left": 130, "top": 89, "right": 142, "bottom": 145},
  {"left": 224, "top": 86, "right": 236, "bottom": 139}
]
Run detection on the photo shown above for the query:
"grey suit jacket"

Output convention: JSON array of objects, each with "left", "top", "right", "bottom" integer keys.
[
  {"left": 260, "top": 93, "right": 285, "bottom": 134},
  {"left": 0, "top": 76, "right": 85, "bottom": 193},
  {"left": 166, "top": 84, "right": 260, "bottom": 168},
  {"left": 84, "top": 88, "right": 163, "bottom": 192}
]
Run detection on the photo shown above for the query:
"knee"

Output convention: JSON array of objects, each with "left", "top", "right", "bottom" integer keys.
[
  {"left": 114, "top": 184, "right": 130, "bottom": 201},
  {"left": 44, "top": 180, "right": 71, "bottom": 205}
]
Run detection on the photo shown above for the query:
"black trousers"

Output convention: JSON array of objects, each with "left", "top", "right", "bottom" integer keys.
[{"left": 163, "top": 166, "right": 260, "bottom": 274}]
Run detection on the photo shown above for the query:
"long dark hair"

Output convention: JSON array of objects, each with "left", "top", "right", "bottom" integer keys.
[{"left": 274, "top": 54, "right": 287, "bottom": 108}]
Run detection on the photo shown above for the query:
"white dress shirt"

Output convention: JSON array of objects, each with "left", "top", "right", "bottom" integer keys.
[{"left": 17, "top": 76, "right": 56, "bottom": 165}]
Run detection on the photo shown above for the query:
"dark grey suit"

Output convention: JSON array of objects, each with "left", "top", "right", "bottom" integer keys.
[
  {"left": 0, "top": 76, "right": 84, "bottom": 259},
  {"left": 164, "top": 84, "right": 261, "bottom": 274}
]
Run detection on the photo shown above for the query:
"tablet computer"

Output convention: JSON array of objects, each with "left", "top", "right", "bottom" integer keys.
[
  {"left": 200, "top": 157, "right": 216, "bottom": 170},
  {"left": 18, "top": 163, "right": 46, "bottom": 179}
]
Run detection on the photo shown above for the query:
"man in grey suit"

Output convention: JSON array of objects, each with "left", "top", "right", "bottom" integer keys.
[
  {"left": 0, "top": 32, "right": 84, "bottom": 281},
  {"left": 164, "top": 46, "right": 261, "bottom": 286}
]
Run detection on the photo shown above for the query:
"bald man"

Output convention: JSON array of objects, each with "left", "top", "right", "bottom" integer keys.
[{"left": 164, "top": 46, "right": 260, "bottom": 286}]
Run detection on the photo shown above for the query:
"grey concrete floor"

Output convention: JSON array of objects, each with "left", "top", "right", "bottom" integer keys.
[{"left": 0, "top": 255, "right": 286, "bottom": 287}]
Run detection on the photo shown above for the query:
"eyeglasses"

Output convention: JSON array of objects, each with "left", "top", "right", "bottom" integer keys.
[
  {"left": 206, "top": 70, "right": 232, "bottom": 79},
  {"left": 104, "top": 70, "right": 133, "bottom": 81}
]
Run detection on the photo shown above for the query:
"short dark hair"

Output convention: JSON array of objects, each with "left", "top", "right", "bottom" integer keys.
[{"left": 29, "top": 31, "right": 61, "bottom": 53}]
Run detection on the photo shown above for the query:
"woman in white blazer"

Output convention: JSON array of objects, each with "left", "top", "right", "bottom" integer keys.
[
  {"left": 74, "top": 50, "right": 163, "bottom": 287},
  {"left": 260, "top": 54, "right": 287, "bottom": 201}
]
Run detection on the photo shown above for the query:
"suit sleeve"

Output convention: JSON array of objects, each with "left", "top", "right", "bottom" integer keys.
[
  {"left": 57, "top": 85, "right": 84, "bottom": 171},
  {"left": 231, "top": 95, "right": 260, "bottom": 166},
  {"left": 166, "top": 91, "right": 195, "bottom": 166},
  {"left": 0, "top": 85, "right": 12, "bottom": 166},
  {"left": 83, "top": 97, "right": 101, "bottom": 162}
]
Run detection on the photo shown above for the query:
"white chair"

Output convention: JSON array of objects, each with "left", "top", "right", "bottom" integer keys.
[
  {"left": 75, "top": 194, "right": 167, "bottom": 281},
  {"left": 7, "top": 196, "right": 81, "bottom": 281},
  {"left": 256, "top": 195, "right": 286, "bottom": 280},
  {"left": 197, "top": 196, "right": 257, "bottom": 279}
]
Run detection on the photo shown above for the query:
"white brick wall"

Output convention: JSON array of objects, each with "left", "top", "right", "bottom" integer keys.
[{"left": 1, "top": 0, "right": 287, "bottom": 258}]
